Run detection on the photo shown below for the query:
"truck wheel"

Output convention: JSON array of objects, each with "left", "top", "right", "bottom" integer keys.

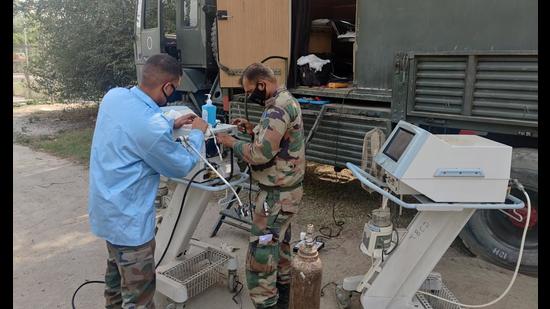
[{"left": 459, "top": 148, "right": 538, "bottom": 276}]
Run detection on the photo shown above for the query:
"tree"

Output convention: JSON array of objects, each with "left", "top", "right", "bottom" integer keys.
[
  {"left": 13, "top": 14, "right": 38, "bottom": 48},
  {"left": 20, "top": 0, "right": 137, "bottom": 102}
]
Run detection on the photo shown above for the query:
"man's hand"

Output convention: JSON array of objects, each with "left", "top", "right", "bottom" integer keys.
[
  {"left": 232, "top": 118, "right": 254, "bottom": 135},
  {"left": 216, "top": 133, "right": 237, "bottom": 148},
  {"left": 192, "top": 117, "right": 209, "bottom": 133},
  {"left": 173, "top": 114, "right": 197, "bottom": 129}
]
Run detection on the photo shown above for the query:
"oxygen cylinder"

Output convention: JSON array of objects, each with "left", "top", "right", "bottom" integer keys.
[{"left": 289, "top": 224, "right": 322, "bottom": 309}]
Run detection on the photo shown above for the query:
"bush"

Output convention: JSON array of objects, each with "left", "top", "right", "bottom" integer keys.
[{"left": 18, "top": 0, "right": 137, "bottom": 102}]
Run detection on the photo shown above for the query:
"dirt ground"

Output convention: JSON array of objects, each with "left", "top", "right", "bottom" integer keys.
[
  {"left": 13, "top": 103, "right": 97, "bottom": 139},
  {"left": 13, "top": 104, "right": 538, "bottom": 309}
]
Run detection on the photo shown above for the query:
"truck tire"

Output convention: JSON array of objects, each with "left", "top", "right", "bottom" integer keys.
[{"left": 459, "top": 148, "right": 538, "bottom": 276}]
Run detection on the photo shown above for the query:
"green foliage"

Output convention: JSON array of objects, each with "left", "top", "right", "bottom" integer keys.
[
  {"left": 13, "top": 13, "right": 39, "bottom": 47},
  {"left": 13, "top": 78, "right": 47, "bottom": 100},
  {"left": 164, "top": 0, "right": 176, "bottom": 34},
  {"left": 20, "top": 0, "right": 138, "bottom": 102}
]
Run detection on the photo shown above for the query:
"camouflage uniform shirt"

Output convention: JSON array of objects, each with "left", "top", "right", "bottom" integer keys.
[{"left": 233, "top": 88, "right": 305, "bottom": 191}]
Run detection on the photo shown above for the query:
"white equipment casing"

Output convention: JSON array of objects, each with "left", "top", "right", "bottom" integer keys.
[
  {"left": 155, "top": 105, "right": 245, "bottom": 306},
  {"left": 375, "top": 121, "right": 512, "bottom": 203},
  {"left": 360, "top": 222, "right": 393, "bottom": 258},
  {"left": 340, "top": 120, "right": 525, "bottom": 309}
]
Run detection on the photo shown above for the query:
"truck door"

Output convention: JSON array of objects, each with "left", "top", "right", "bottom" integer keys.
[
  {"left": 215, "top": 0, "right": 291, "bottom": 87},
  {"left": 135, "top": 0, "right": 162, "bottom": 83}
]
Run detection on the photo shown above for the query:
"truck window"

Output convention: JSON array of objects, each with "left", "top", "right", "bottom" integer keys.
[
  {"left": 163, "top": 0, "right": 176, "bottom": 34},
  {"left": 144, "top": 0, "right": 158, "bottom": 29},
  {"left": 182, "top": 0, "right": 198, "bottom": 28}
]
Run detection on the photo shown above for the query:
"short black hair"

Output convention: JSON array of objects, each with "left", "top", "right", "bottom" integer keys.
[
  {"left": 239, "top": 62, "right": 277, "bottom": 86},
  {"left": 141, "top": 54, "right": 182, "bottom": 88}
]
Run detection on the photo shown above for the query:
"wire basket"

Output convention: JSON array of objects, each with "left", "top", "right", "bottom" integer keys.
[
  {"left": 160, "top": 247, "right": 231, "bottom": 299},
  {"left": 416, "top": 281, "right": 464, "bottom": 309}
]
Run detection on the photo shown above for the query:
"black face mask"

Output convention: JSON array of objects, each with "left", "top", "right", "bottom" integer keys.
[
  {"left": 247, "top": 83, "right": 267, "bottom": 106},
  {"left": 161, "top": 83, "right": 178, "bottom": 106}
]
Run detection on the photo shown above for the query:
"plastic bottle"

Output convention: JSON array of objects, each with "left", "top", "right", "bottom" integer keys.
[{"left": 202, "top": 94, "right": 217, "bottom": 126}]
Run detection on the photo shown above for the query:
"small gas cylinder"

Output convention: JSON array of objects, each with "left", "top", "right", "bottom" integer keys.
[{"left": 289, "top": 224, "right": 323, "bottom": 309}]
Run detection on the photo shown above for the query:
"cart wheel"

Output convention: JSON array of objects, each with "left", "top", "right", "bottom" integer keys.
[{"left": 228, "top": 271, "right": 237, "bottom": 292}]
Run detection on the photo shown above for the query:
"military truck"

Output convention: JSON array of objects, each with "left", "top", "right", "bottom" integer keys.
[{"left": 134, "top": 0, "right": 538, "bottom": 275}]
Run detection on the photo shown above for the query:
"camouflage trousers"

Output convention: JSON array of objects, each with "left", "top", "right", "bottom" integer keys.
[
  {"left": 104, "top": 239, "right": 156, "bottom": 309},
  {"left": 246, "top": 186, "right": 302, "bottom": 309}
]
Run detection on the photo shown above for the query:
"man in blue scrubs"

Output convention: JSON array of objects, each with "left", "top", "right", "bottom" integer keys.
[{"left": 88, "top": 54, "right": 208, "bottom": 308}]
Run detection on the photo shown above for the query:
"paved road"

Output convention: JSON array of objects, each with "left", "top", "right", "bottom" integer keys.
[
  {"left": 14, "top": 144, "right": 105, "bottom": 308},
  {"left": 13, "top": 144, "right": 538, "bottom": 309}
]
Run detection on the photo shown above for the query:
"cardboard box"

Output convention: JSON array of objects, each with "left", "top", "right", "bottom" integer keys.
[{"left": 308, "top": 26, "right": 332, "bottom": 53}]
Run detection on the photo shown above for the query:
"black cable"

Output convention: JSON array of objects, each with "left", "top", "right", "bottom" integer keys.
[
  {"left": 314, "top": 235, "right": 331, "bottom": 243},
  {"left": 244, "top": 94, "right": 249, "bottom": 123},
  {"left": 318, "top": 200, "right": 345, "bottom": 239},
  {"left": 383, "top": 227, "right": 399, "bottom": 256},
  {"left": 230, "top": 148, "right": 234, "bottom": 179},
  {"left": 321, "top": 282, "right": 337, "bottom": 297},
  {"left": 260, "top": 56, "right": 288, "bottom": 63},
  {"left": 225, "top": 148, "right": 234, "bottom": 182},
  {"left": 73, "top": 169, "right": 208, "bottom": 308},
  {"left": 71, "top": 280, "right": 105, "bottom": 309},
  {"left": 384, "top": 209, "right": 400, "bottom": 257},
  {"left": 235, "top": 94, "right": 253, "bottom": 206},
  {"left": 232, "top": 279, "right": 244, "bottom": 309},
  {"left": 156, "top": 167, "right": 208, "bottom": 268},
  {"left": 259, "top": 56, "right": 289, "bottom": 84},
  {"left": 316, "top": 88, "right": 355, "bottom": 244},
  {"left": 382, "top": 203, "right": 401, "bottom": 257}
]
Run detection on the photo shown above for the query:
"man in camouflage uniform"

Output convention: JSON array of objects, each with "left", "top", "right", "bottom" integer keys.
[{"left": 216, "top": 63, "right": 305, "bottom": 309}]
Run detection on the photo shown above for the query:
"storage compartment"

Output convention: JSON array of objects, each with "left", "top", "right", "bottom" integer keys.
[
  {"left": 160, "top": 247, "right": 231, "bottom": 299},
  {"left": 293, "top": 0, "right": 357, "bottom": 89},
  {"left": 308, "top": 25, "right": 333, "bottom": 54}
]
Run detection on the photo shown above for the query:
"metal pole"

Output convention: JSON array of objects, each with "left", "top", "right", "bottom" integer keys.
[{"left": 305, "top": 104, "right": 328, "bottom": 148}]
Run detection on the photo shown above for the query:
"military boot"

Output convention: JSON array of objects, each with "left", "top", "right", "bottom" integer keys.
[{"left": 275, "top": 283, "right": 290, "bottom": 309}]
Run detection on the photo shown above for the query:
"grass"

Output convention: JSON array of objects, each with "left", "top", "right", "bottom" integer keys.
[
  {"left": 13, "top": 78, "right": 49, "bottom": 101},
  {"left": 14, "top": 103, "right": 98, "bottom": 166},
  {"left": 13, "top": 79, "right": 26, "bottom": 97},
  {"left": 16, "top": 128, "right": 94, "bottom": 165}
]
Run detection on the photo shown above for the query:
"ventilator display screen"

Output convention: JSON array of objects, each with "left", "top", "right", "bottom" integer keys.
[{"left": 383, "top": 128, "right": 415, "bottom": 162}]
